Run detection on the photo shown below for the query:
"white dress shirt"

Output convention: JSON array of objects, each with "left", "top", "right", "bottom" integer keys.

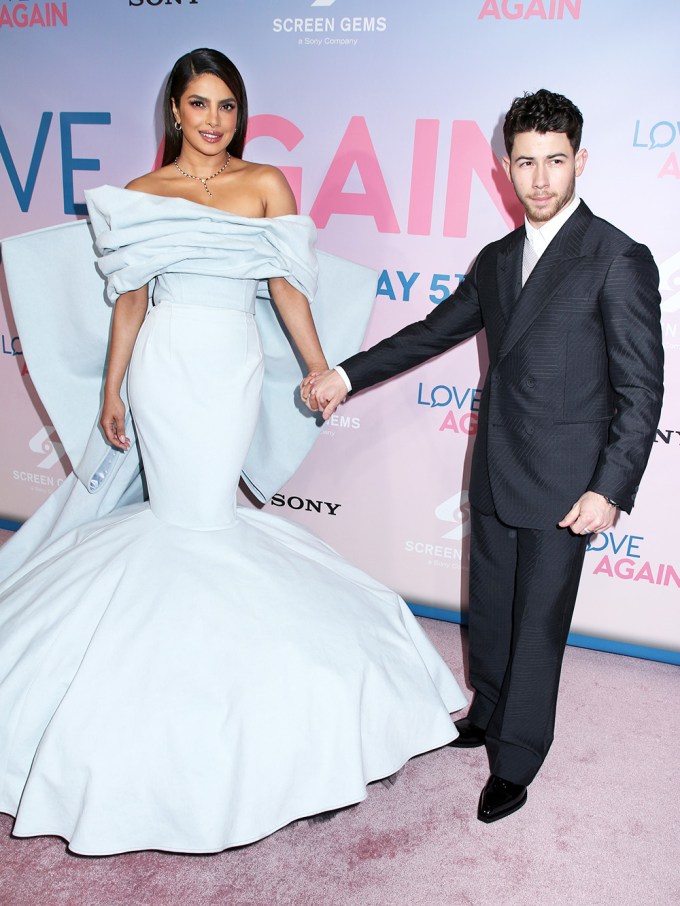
[{"left": 524, "top": 194, "right": 581, "bottom": 262}]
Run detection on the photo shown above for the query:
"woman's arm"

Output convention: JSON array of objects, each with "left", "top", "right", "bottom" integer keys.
[
  {"left": 261, "top": 167, "right": 328, "bottom": 374},
  {"left": 268, "top": 276, "right": 328, "bottom": 374},
  {"left": 101, "top": 286, "right": 148, "bottom": 449}
]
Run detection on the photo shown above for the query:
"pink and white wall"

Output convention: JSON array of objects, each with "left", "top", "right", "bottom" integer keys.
[{"left": 1, "top": 0, "right": 678, "bottom": 662}]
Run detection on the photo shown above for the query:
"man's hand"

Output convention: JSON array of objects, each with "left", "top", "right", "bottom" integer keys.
[
  {"left": 559, "top": 491, "right": 617, "bottom": 536},
  {"left": 300, "top": 369, "right": 348, "bottom": 419}
]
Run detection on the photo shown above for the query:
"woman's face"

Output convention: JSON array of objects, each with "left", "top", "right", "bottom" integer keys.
[{"left": 172, "top": 73, "right": 238, "bottom": 159}]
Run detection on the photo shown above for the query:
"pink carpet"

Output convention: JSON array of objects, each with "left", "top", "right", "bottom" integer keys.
[{"left": 1, "top": 527, "right": 678, "bottom": 905}]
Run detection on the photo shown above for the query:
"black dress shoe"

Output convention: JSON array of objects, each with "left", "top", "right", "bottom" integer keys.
[
  {"left": 448, "top": 717, "right": 486, "bottom": 748},
  {"left": 478, "top": 774, "right": 527, "bottom": 823}
]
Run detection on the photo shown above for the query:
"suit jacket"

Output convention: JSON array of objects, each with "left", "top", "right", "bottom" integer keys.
[{"left": 341, "top": 202, "right": 664, "bottom": 529}]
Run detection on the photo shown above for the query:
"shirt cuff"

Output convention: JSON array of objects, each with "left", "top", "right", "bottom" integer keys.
[{"left": 334, "top": 365, "right": 352, "bottom": 393}]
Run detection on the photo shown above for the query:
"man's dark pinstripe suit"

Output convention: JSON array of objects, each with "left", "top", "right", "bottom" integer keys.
[{"left": 340, "top": 201, "right": 664, "bottom": 785}]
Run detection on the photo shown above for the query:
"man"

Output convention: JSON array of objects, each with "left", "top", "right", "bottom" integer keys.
[{"left": 301, "top": 90, "right": 664, "bottom": 823}]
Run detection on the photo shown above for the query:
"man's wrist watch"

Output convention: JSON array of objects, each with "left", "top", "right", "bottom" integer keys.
[{"left": 604, "top": 496, "right": 619, "bottom": 508}]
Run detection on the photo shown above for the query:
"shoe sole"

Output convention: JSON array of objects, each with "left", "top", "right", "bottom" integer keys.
[{"left": 477, "top": 790, "right": 528, "bottom": 823}]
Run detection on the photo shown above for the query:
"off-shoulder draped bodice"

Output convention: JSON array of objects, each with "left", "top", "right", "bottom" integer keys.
[{"left": 85, "top": 186, "right": 319, "bottom": 311}]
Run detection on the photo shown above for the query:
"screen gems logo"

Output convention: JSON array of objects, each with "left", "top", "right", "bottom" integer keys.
[
  {"left": 29, "top": 425, "right": 65, "bottom": 469},
  {"left": 0, "top": 1, "right": 68, "bottom": 27},
  {"left": 658, "top": 250, "right": 680, "bottom": 351},
  {"left": 404, "top": 491, "right": 470, "bottom": 569},
  {"left": 12, "top": 425, "right": 66, "bottom": 491},
  {"left": 273, "top": 0, "right": 387, "bottom": 43},
  {"left": 435, "top": 491, "right": 471, "bottom": 541},
  {"left": 660, "top": 251, "right": 680, "bottom": 315},
  {"left": 322, "top": 412, "right": 361, "bottom": 437}
]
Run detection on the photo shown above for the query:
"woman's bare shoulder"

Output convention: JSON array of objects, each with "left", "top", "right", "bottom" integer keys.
[
  {"left": 125, "top": 166, "right": 175, "bottom": 194},
  {"left": 243, "top": 161, "right": 288, "bottom": 184},
  {"left": 236, "top": 161, "right": 296, "bottom": 215}
]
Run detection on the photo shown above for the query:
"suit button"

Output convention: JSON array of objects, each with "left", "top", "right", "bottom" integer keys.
[
  {"left": 524, "top": 376, "right": 536, "bottom": 389},
  {"left": 525, "top": 424, "right": 535, "bottom": 436}
]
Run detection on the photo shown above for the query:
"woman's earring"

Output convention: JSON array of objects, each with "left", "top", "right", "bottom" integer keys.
[{"left": 174, "top": 121, "right": 182, "bottom": 132}]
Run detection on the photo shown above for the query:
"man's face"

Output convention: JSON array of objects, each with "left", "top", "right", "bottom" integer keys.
[{"left": 503, "top": 130, "right": 587, "bottom": 228}]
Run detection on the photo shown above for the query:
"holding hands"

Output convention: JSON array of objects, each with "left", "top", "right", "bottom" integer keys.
[{"left": 301, "top": 369, "right": 348, "bottom": 420}]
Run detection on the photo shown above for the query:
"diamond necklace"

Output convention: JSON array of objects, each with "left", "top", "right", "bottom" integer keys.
[{"left": 173, "top": 153, "right": 231, "bottom": 198}]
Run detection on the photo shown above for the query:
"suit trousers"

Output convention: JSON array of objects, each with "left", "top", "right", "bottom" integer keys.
[{"left": 466, "top": 505, "right": 588, "bottom": 786}]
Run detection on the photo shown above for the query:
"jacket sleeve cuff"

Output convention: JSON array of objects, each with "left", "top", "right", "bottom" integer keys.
[{"left": 334, "top": 365, "right": 352, "bottom": 393}]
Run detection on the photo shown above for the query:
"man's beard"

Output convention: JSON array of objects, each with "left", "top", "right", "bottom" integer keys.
[{"left": 519, "top": 175, "right": 576, "bottom": 224}]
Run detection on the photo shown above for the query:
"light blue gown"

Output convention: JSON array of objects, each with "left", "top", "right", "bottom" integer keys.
[{"left": 0, "top": 188, "right": 465, "bottom": 855}]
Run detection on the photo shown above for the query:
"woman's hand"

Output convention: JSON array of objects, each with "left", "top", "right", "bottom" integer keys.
[
  {"left": 300, "top": 372, "right": 320, "bottom": 410},
  {"left": 99, "top": 285, "right": 148, "bottom": 451},
  {"left": 101, "top": 393, "right": 130, "bottom": 450},
  {"left": 300, "top": 369, "right": 348, "bottom": 419}
]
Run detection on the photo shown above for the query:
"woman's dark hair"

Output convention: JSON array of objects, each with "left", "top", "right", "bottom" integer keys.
[
  {"left": 161, "top": 48, "right": 248, "bottom": 166},
  {"left": 503, "top": 89, "right": 583, "bottom": 156}
]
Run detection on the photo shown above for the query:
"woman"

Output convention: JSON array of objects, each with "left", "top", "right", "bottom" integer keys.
[{"left": 0, "top": 49, "right": 465, "bottom": 855}]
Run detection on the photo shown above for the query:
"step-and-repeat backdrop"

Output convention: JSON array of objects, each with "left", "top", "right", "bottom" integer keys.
[{"left": 1, "top": 1, "right": 678, "bottom": 662}]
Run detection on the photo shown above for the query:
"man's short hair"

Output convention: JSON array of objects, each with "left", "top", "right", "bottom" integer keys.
[{"left": 503, "top": 89, "right": 583, "bottom": 156}]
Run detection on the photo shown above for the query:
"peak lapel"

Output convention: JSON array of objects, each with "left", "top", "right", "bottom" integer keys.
[
  {"left": 496, "top": 228, "right": 524, "bottom": 324},
  {"left": 496, "top": 203, "right": 593, "bottom": 363}
]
